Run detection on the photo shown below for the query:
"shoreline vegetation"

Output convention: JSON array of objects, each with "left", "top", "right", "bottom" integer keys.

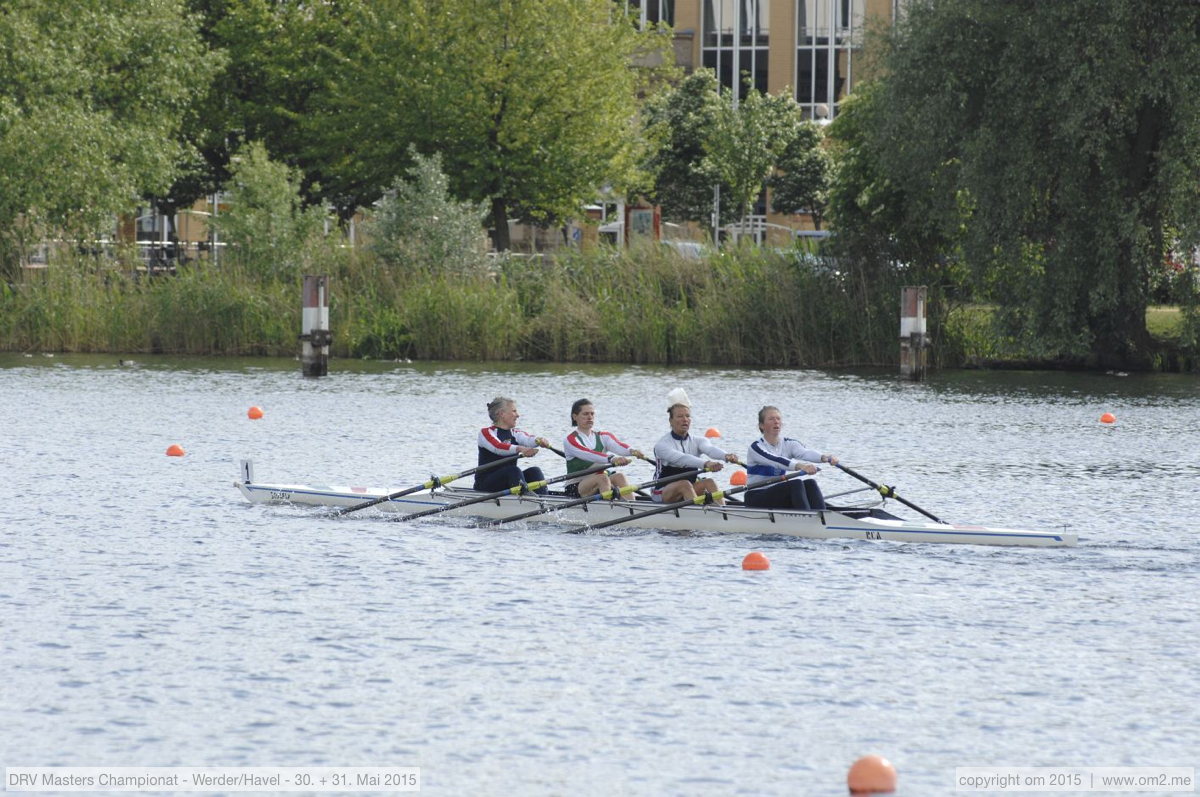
[{"left": 0, "top": 244, "right": 1192, "bottom": 371}]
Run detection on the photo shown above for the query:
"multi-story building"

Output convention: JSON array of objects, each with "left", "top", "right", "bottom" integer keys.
[
  {"left": 631, "top": 0, "right": 898, "bottom": 120},
  {"left": 609, "top": 1, "right": 899, "bottom": 244}
]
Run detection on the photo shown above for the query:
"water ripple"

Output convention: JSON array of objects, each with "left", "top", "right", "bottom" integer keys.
[{"left": 2, "top": 355, "right": 1198, "bottom": 795}]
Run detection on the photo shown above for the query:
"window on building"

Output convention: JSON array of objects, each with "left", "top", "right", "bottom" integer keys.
[
  {"left": 702, "top": 0, "right": 770, "bottom": 101},
  {"left": 624, "top": 0, "right": 675, "bottom": 26},
  {"left": 795, "top": 0, "right": 863, "bottom": 120}
]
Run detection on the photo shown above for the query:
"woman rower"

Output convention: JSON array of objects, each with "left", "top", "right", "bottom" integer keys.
[
  {"left": 652, "top": 388, "right": 739, "bottom": 505},
  {"left": 476, "top": 396, "right": 551, "bottom": 494},
  {"left": 744, "top": 405, "right": 838, "bottom": 510},
  {"left": 562, "top": 398, "right": 643, "bottom": 498}
]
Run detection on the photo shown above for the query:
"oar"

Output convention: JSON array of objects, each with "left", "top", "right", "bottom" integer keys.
[
  {"left": 822, "top": 485, "right": 875, "bottom": 500},
  {"left": 573, "top": 467, "right": 810, "bottom": 533},
  {"left": 391, "top": 462, "right": 612, "bottom": 522},
  {"left": 833, "top": 463, "right": 944, "bottom": 524},
  {"left": 336, "top": 454, "right": 521, "bottom": 516},
  {"left": 562, "top": 445, "right": 657, "bottom": 498},
  {"left": 477, "top": 468, "right": 704, "bottom": 527},
  {"left": 556, "top": 444, "right": 652, "bottom": 467}
]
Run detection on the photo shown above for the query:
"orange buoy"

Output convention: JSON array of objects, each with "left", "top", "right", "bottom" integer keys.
[
  {"left": 247, "top": 406, "right": 264, "bottom": 420},
  {"left": 1099, "top": 412, "right": 1116, "bottom": 424},
  {"left": 741, "top": 551, "right": 770, "bottom": 571},
  {"left": 847, "top": 755, "right": 897, "bottom": 794},
  {"left": 166, "top": 444, "right": 186, "bottom": 457},
  {"left": 730, "top": 469, "right": 747, "bottom": 486},
  {"left": 704, "top": 427, "right": 721, "bottom": 438}
]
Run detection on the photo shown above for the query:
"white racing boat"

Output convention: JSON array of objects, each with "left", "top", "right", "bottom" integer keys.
[{"left": 234, "top": 462, "right": 1077, "bottom": 547}]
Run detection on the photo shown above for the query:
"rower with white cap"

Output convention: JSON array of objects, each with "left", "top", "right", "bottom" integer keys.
[{"left": 651, "top": 387, "right": 740, "bottom": 505}]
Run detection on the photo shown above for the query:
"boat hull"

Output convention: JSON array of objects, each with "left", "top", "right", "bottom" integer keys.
[{"left": 235, "top": 478, "right": 1077, "bottom": 548}]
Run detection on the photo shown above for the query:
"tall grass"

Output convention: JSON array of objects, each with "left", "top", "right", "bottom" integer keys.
[
  {"left": 1, "top": 244, "right": 902, "bottom": 365},
  {"left": 515, "top": 243, "right": 900, "bottom": 366},
  {"left": 0, "top": 256, "right": 297, "bottom": 355}
]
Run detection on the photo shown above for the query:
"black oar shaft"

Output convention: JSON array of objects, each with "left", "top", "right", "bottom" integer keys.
[
  {"left": 576, "top": 468, "right": 807, "bottom": 532},
  {"left": 336, "top": 454, "right": 521, "bottom": 516},
  {"left": 556, "top": 444, "right": 653, "bottom": 468},
  {"left": 479, "top": 467, "right": 702, "bottom": 527},
  {"left": 833, "top": 463, "right": 943, "bottom": 524},
  {"left": 392, "top": 462, "right": 611, "bottom": 522}
]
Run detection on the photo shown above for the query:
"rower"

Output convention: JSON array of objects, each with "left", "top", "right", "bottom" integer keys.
[
  {"left": 651, "top": 388, "right": 739, "bottom": 506},
  {"left": 562, "top": 398, "right": 643, "bottom": 498},
  {"left": 476, "top": 396, "right": 550, "bottom": 495},
  {"left": 743, "top": 405, "right": 838, "bottom": 510}
]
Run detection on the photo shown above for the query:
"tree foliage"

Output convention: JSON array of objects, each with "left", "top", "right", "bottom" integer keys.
[
  {"left": 645, "top": 70, "right": 829, "bottom": 233},
  {"left": 825, "top": 83, "right": 960, "bottom": 280},
  {"left": 213, "top": 141, "right": 325, "bottom": 276},
  {"left": 312, "top": 0, "right": 668, "bottom": 250},
  {"left": 0, "top": 0, "right": 219, "bottom": 273},
  {"left": 703, "top": 88, "right": 804, "bottom": 225},
  {"left": 367, "top": 150, "right": 490, "bottom": 276},
  {"left": 175, "top": 0, "right": 366, "bottom": 212},
  {"left": 864, "top": 0, "right": 1200, "bottom": 366},
  {"left": 643, "top": 70, "right": 731, "bottom": 227},
  {"left": 770, "top": 121, "right": 831, "bottom": 229}
]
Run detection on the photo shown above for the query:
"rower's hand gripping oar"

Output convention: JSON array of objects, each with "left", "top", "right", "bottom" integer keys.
[
  {"left": 833, "top": 462, "right": 944, "bottom": 524},
  {"left": 477, "top": 467, "right": 703, "bottom": 527},
  {"left": 336, "top": 453, "right": 521, "bottom": 516},
  {"left": 550, "top": 443, "right": 648, "bottom": 468},
  {"left": 391, "top": 462, "right": 612, "bottom": 522},
  {"left": 573, "top": 466, "right": 811, "bottom": 533}
]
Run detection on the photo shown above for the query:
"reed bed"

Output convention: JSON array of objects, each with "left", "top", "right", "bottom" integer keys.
[{"left": 1, "top": 244, "right": 901, "bottom": 366}]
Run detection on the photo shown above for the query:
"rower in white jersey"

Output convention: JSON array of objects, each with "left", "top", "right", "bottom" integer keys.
[
  {"left": 652, "top": 388, "right": 740, "bottom": 505},
  {"left": 744, "top": 405, "right": 839, "bottom": 510},
  {"left": 562, "top": 398, "right": 643, "bottom": 498}
]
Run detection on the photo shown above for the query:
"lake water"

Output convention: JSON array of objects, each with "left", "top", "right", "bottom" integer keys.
[{"left": 2, "top": 354, "right": 1198, "bottom": 796}]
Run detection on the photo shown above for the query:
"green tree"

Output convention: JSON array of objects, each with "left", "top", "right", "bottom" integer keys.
[
  {"left": 321, "top": 0, "right": 667, "bottom": 250},
  {"left": 702, "top": 86, "right": 807, "bottom": 231},
  {"left": 823, "top": 84, "right": 968, "bottom": 365},
  {"left": 770, "top": 120, "right": 831, "bottom": 230},
  {"left": 643, "top": 70, "right": 731, "bottom": 228},
  {"left": 213, "top": 141, "right": 325, "bottom": 276},
  {"left": 0, "top": 0, "right": 219, "bottom": 274},
  {"left": 825, "top": 83, "right": 960, "bottom": 278},
  {"left": 174, "top": 0, "right": 367, "bottom": 213},
  {"left": 869, "top": 0, "right": 1200, "bottom": 367},
  {"left": 367, "top": 150, "right": 490, "bottom": 276},
  {"left": 299, "top": 0, "right": 425, "bottom": 216}
]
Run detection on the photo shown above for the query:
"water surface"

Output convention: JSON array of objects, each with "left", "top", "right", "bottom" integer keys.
[{"left": 2, "top": 354, "right": 1197, "bottom": 795}]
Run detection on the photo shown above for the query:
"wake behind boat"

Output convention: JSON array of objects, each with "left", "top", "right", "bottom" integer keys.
[{"left": 234, "top": 461, "right": 1077, "bottom": 548}]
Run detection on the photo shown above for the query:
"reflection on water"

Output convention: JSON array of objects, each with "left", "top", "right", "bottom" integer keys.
[{"left": 2, "top": 354, "right": 1198, "bottom": 795}]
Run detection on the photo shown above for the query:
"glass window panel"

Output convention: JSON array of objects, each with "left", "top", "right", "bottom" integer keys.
[
  {"left": 795, "top": 0, "right": 863, "bottom": 116},
  {"left": 706, "top": 0, "right": 768, "bottom": 46},
  {"left": 752, "top": 53, "right": 769, "bottom": 93},
  {"left": 625, "top": 0, "right": 674, "bottom": 26}
]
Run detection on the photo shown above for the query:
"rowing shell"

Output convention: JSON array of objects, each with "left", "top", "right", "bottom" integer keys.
[{"left": 234, "top": 469, "right": 1077, "bottom": 548}]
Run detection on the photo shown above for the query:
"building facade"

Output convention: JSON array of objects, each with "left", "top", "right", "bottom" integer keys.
[{"left": 633, "top": 0, "right": 898, "bottom": 119}]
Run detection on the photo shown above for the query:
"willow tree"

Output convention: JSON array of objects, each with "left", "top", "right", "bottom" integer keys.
[
  {"left": 871, "top": 0, "right": 1200, "bottom": 367},
  {"left": 0, "top": 0, "right": 218, "bottom": 274}
]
